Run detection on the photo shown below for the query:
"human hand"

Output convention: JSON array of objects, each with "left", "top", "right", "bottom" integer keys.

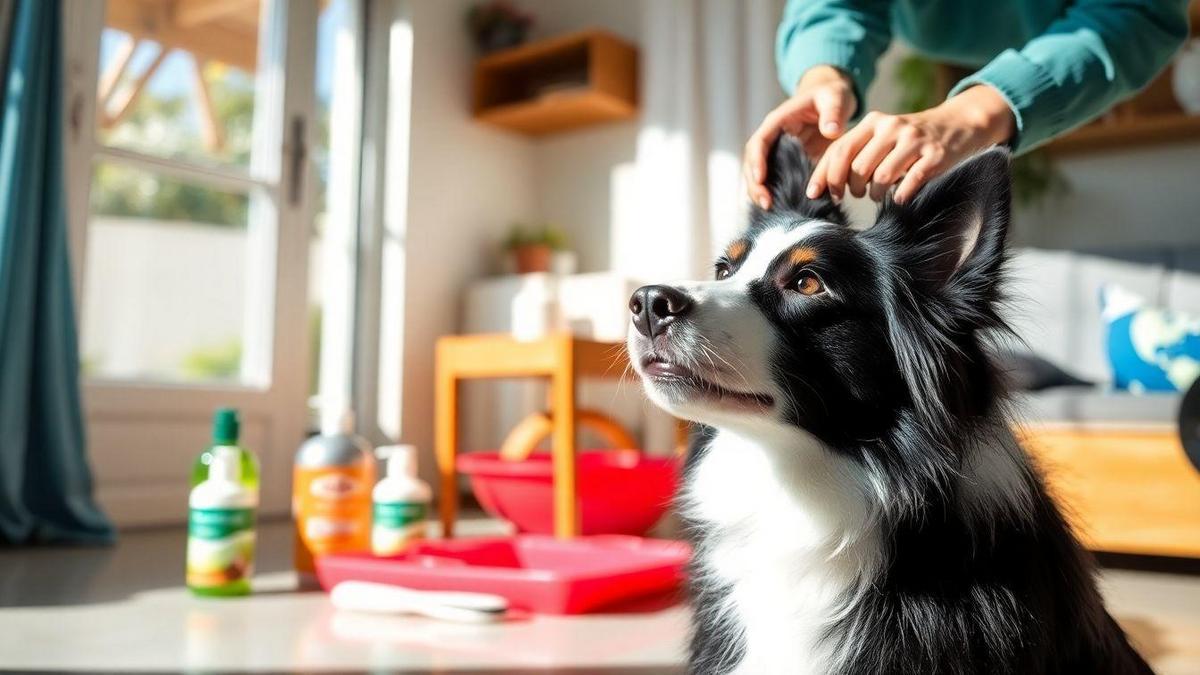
[
  {"left": 744, "top": 65, "right": 857, "bottom": 210},
  {"left": 806, "top": 85, "right": 1015, "bottom": 204}
]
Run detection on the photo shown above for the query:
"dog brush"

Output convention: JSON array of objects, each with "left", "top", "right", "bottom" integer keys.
[{"left": 329, "top": 581, "right": 509, "bottom": 623}]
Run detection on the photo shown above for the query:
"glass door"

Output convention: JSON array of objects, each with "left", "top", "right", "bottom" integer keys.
[{"left": 62, "top": 0, "right": 352, "bottom": 526}]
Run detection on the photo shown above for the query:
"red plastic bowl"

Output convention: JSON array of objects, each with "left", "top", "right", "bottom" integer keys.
[{"left": 456, "top": 450, "right": 679, "bottom": 535}]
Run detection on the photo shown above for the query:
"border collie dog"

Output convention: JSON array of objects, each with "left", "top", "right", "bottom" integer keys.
[{"left": 626, "top": 138, "right": 1151, "bottom": 675}]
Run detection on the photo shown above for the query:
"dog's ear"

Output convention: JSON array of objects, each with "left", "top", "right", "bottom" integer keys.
[
  {"left": 870, "top": 148, "right": 1011, "bottom": 295},
  {"left": 757, "top": 134, "right": 848, "bottom": 226},
  {"left": 868, "top": 149, "right": 1011, "bottom": 430}
]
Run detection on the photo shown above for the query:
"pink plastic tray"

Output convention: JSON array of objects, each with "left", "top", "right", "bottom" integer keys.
[{"left": 315, "top": 535, "right": 691, "bottom": 614}]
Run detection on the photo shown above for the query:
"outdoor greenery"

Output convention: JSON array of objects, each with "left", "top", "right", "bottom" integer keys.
[
  {"left": 92, "top": 163, "right": 251, "bottom": 228},
  {"left": 180, "top": 338, "right": 243, "bottom": 380},
  {"left": 93, "top": 60, "right": 256, "bottom": 227},
  {"left": 93, "top": 54, "right": 335, "bottom": 229},
  {"left": 503, "top": 223, "right": 569, "bottom": 251}
]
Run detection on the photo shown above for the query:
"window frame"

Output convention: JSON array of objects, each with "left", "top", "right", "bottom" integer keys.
[{"left": 61, "top": 0, "right": 328, "bottom": 524}]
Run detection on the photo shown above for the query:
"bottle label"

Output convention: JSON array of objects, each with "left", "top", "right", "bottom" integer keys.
[
  {"left": 187, "top": 507, "right": 256, "bottom": 588},
  {"left": 309, "top": 473, "right": 362, "bottom": 500},
  {"left": 372, "top": 502, "right": 427, "bottom": 556},
  {"left": 293, "top": 465, "right": 373, "bottom": 572}
]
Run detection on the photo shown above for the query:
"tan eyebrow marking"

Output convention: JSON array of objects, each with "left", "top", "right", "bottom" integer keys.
[
  {"left": 726, "top": 239, "right": 749, "bottom": 262},
  {"left": 789, "top": 246, "right": 818, "bottom": 266}
]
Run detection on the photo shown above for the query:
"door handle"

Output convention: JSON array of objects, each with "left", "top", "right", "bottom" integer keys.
[{"left": 287, "top": 114, "right": 308, "bottom": 206}]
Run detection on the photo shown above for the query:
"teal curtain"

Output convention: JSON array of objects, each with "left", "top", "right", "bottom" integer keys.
[{"left": 0, "top": 0, "right": 113, "bottom": 544}]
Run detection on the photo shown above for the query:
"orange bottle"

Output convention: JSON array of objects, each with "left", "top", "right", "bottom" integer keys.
[{"left": 292, "top": 411, "right": 374, "bottom": 584}]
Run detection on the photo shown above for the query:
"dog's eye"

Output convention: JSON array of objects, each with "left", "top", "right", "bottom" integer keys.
[
  {"left": 791, "top": 271, "right": 825, "bottom": 296},
  {"left": 714, "top": 262, "right": 732, "bottom": 280}
]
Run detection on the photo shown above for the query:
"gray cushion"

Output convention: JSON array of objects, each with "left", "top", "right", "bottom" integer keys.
[
  {"left": 1006, "top": 246, "right": 1200, "bottom": 384},
  {"left": 1167, "top": 248, "right": 1200, "bottom": 316},
  {"left": 1014, "top": 390, "right": 1181, "bottom": 425}
]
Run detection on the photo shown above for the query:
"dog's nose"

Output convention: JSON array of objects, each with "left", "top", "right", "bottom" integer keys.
[{"left": 629, "top": 285, "right": 694, "bottom": 338}]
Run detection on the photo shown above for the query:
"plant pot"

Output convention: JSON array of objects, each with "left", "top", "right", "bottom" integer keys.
[
  {"left": 512, "top": 244, "right": 552, "bottom": 274},
  {"left": 550, "top": 250, "right": 577, "bottom": 275},
  {"left": 477, "top": 22, "right": 530, "bottom": 53}
]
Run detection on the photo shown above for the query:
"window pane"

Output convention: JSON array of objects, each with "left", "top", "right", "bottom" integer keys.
[
  {"left": 81, "top": 163, "right": 252, "bottom": 384},
  {"left": 97, "top": 1, "right": 261, "bottom": 168}
]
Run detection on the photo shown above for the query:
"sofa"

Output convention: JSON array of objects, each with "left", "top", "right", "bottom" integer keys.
[{"left": 1005, "top": 246, "right": 1200, "bottom": 558}]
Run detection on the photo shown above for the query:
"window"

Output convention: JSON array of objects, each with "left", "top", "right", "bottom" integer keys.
[
  {"left": 82, "top": 1, "right": 276, "bottom": 385},
  {"left": 310, "top": 0, "right": 363, "bottom": 419},
  {"left": 62, "top": 0, "right": 367, "bottom": 525}
]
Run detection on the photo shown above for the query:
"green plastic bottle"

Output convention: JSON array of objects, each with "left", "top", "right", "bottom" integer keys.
[
  {"left": 192, "top": 408, "right": 260, "bottom": 492},
  {"left": 187, "top": 446, "right": 257, "bottom": 596}
]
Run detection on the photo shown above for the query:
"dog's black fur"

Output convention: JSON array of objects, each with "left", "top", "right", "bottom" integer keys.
[{"left": 680, "top": 137, "right": 1152, "bottom": 674}]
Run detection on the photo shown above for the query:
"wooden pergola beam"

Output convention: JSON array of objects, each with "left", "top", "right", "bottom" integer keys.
[
  {"left": 191, "top": 58, "right": 226, "bottom": 152},
  {"left": 173, "top": 0, "right": 257, "bottom": 30},
  {"left": 106, "top": 0, "right": 257, "bottom": 71},
  {"left": 97, "top": 35, "right": 138, "bottom": 110},
  {"left": 100, "top": 45, "right": 169, "bottom": 130}
]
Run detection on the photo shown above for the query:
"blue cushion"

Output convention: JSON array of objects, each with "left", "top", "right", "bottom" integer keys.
[{"left": 1100, "top": 285, "right": 1200, "bottom": 393}]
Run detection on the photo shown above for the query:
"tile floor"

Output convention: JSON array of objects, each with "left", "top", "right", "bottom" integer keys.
[{"left": 0, "top": 519, "right": 1196, "bottom": 673}]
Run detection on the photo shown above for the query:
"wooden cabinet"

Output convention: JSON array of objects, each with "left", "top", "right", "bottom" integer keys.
[{"left": 1022, "top": 426, "right": 1200, "bottom": 558}]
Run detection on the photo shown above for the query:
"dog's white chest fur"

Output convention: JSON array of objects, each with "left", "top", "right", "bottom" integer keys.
[{"left": 684, "top": 428, "right": 882, "bottom": 675}]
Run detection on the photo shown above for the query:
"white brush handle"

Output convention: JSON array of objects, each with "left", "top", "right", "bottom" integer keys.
[{"left": 330, "top": 581, "right": 508, "bottom": 623}]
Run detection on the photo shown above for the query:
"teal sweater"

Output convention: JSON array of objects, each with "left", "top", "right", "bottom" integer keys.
[{"left": 776, "top": 0, "right": 1190, "bottom": 152}]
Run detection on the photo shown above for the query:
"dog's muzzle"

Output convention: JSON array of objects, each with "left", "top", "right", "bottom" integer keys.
[{"left": 629, "top": 285, "right": 694, "bottom": 339}]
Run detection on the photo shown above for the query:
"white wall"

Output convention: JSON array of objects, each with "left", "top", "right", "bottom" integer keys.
[
  {"left": 532, "top": 124, "right": 639, "bottom": 272},
  {"left": 525, "top": 4, "right": 911, "bottom": 270},
  {"left": 1011, "top": 143, "right": 1200, "bottom": 249},
  {"left": 81, "top": 219, "right": 248, "bottom": 380},
  {"left": 522, "top": 0, "right": 642, "bottom": 43},
  {"left": 522, "top": 0, "right": 643, "bottom": 273},
  {"left": 396, "top": 0, "right": 538, "bottom": 483}
]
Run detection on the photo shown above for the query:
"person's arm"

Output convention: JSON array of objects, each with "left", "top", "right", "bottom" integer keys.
[
  {"left": 746, "top": 0, "right": 894, "bottom": 209},
  {"left": 807, "top": 0, "right": 1190, "bottom": 203},
  {"left": 948, "top": 0, "right": 1190, "bottom": 153},
  {"left": 775, "top": 0, "right": 894, "bottom": 118}
]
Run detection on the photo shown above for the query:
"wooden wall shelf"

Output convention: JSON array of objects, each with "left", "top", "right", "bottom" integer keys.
[
  {"left": 930, "top": 3, "right": 1200, "bottom": 156},
  {"left": 1047, "top": 113, "right": 1200, "bottom": 155},
  {"left": 1044, "top": 0, "right": 1200, "bottom": 154},
  {"left": 472, "top": 29, "right": 638, "bottom": 136}
]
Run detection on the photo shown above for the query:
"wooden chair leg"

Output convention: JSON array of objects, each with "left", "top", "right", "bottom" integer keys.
[
  {"left": 551, "top": 344, "right": 579, "bottom": 538},
  {"left": 435, "top": 361, "right": 459, "bottom": 538},
  {"left": 674, "top": 418, "right": 691, "bottom": 456}
]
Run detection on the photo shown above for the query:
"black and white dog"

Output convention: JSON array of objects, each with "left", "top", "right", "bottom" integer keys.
[{"left": 626, "top": 137, "right": 1151, "bottom": 674}]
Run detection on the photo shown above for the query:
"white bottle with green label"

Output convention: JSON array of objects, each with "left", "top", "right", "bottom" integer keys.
[
  {"left": 372, "top": 445, "right": 431, "bottom": 556},
  {"left": 187, "top": 446, "right": 258, "bottom": 596}
]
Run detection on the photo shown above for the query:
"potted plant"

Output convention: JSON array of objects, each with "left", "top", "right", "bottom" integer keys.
[
  {"left": 466, "top": 1, "right": 534, "bottom": 54},
  {"left": 504, "top": 223, "right": 568, "bottom": 274}
]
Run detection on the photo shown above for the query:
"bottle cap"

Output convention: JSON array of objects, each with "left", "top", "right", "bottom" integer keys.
[
  {"left": 320, "top": 408, "right": 357, "bottom": 436},
  {"left": 378, "top": 444, "right": 418, "bottom": 479},
  {"left": 210, "top": 446, "right": 242, "bottom": 482},
  {"left": 212, "top": 407, "right": 240, "bottom": 444}
]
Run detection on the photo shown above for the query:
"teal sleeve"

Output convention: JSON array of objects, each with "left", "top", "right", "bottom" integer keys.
[
  {"left": 775, "top": 0, "right": 894, "bottom": 118},
  {"left": 948, "top": 0, "right": 1190, "bottom": 154}
]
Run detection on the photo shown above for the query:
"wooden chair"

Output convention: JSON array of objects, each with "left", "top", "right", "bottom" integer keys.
[{"left": 436, "top": 333, "right": 661, "bottom": 538}]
